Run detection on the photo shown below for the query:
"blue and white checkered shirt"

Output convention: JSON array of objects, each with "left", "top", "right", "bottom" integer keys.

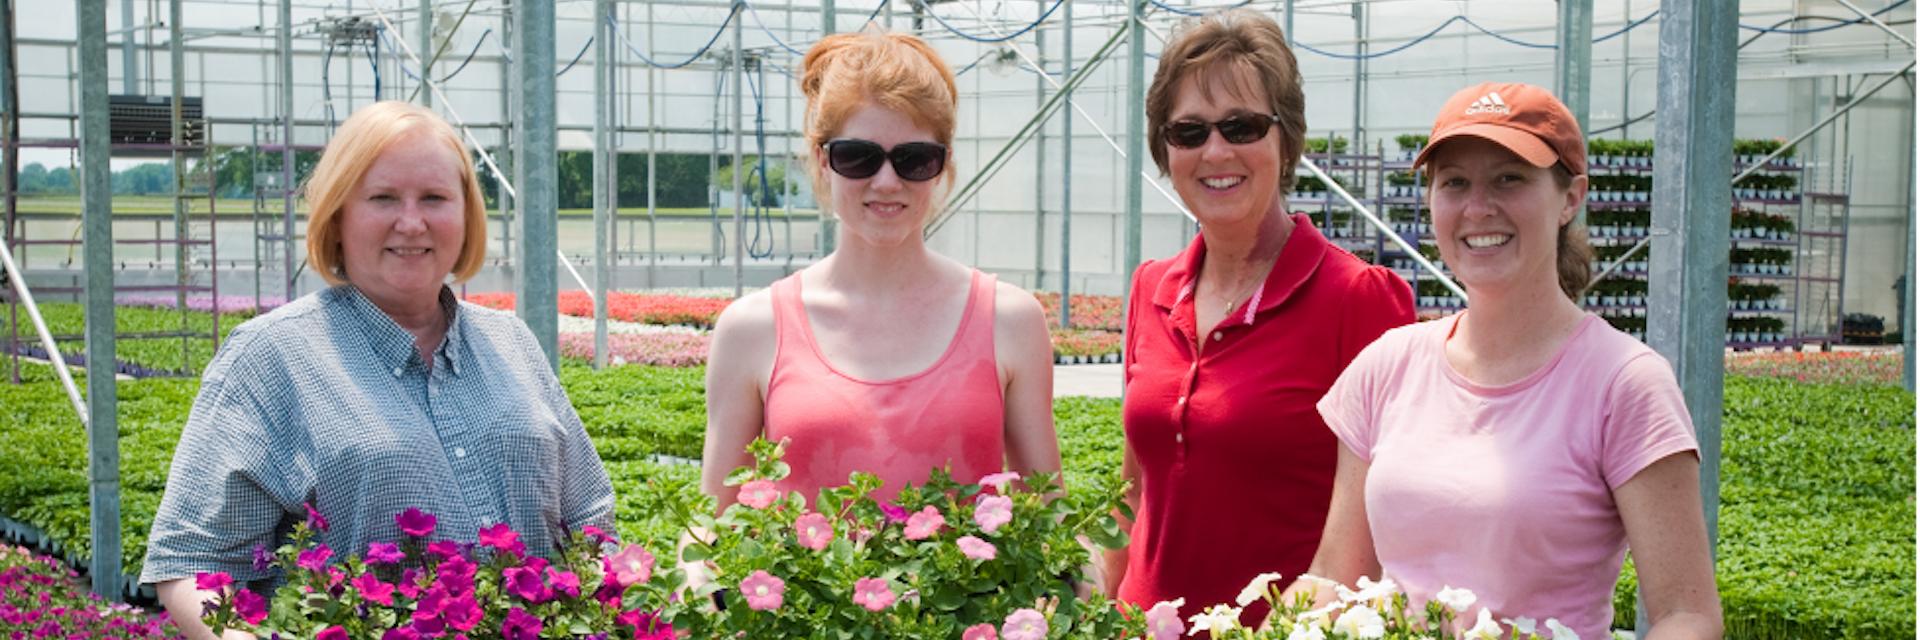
[{"left": 140, "top": 285, "right": 614, "bottom": 586}]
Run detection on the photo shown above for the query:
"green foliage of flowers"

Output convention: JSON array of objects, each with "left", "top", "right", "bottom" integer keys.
[{"left": 0, "top": 302, "right": 247, "bottom": 375}]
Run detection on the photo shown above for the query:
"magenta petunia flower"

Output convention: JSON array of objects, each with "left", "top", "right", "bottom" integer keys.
[
  {"left": 852, "top": 577, "right": 896, "bottom": 612},
  {"left": 396, "top": 568, "right": 424, "bottom": 599},
  {"left": 503, "top": 566, "right": 552, "bottom": 604},
  {"left": 352, "top": 574, "right": 393, "bottom": 607},
  {"left": 606, "top": 544, "right": 655, "bottom": 588},
  {"left": 736, "top": 480, "right": 780, "bottom": 509},
  {"left": 231, "top": 589, "right": 269, "bottom": 625},
  {"left": 478, "top": 523, "right": 525, "bottom": 558},
  {"left": 296, "top": 545, "right": 333, "bottom": 572},
  {"left": 581, "top": 524, "right": 614, "bottom": 545},
  {"left": 365, "top": 542, "right": 405, "bottom": 565},
  {"left": 395, "top": 508, "right": 437, "bottom": 537},
  {"left": 962, "top": 623, "right": 999, "bottom": 640},
  {"left": 442, "top": 592, "right": 483, "bottom": 631},
  {"left": 794, "top": 513, "right": 833, "bottom": 551},
  {"left": 436, "top": 556, "right": 478, "bottom": 595},
  {"left": 251, "top": 545, "right": 274, "bottom": 572},
  {"left": 381, "top": 628, "right": 421, "bottom": 640},
  {"left": 193, "top": 572, "right": 232, "bottom": 592},
  {"left": 315, "top": 626, "right": 348, "bottom": 640},
  {"left": 956, "top": 535, "right": 997, "bottom": 561},
  {"left": 904, "top": 506, "right": 945, "bottom": 540},
  {"left": 739, "top": 570, "right": 786, "bottom": 611},
  {"left": 973, "top": 494, "right": 1014, "bottom": 535},
  {"left": 1001, "top": 608, "right": 1048, "bottom": 640},
  {"left": 545, "top": 567, "right": 581, "bottom": 598},
  {"left": 304, "top": 503, "right": 330, "bottom": 532},
  {"left": 501, "top": 607, "right": 543, "bottom": 640},
  {"left": 877, "top": 502, "right": 909, "bottom": 524},
  {"left": 412, "top": 588, "right": 447, "bottom": 623},
  {"left": 426, "top": 540, "right": 465, "bottom": 561}
]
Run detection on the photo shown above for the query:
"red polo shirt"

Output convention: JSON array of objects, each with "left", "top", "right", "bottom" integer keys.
[{"left": 1117, "top": 214, "right": 1414, "bottom": 624}]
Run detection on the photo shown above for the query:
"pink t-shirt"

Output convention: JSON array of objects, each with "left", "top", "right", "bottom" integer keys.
[{"left": 1316, "top": 313, "right": 1698, "bottom": 638}]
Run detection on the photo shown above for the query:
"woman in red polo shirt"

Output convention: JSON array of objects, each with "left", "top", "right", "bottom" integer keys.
[{"left": 1102, "top": 9, "right": 1414, "bottom": 626}]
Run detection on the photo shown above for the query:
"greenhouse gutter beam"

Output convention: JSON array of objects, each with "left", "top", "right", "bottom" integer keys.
[
  {"left": 78, "top": 0, "right": 124, "bottom": 602},
  {"left": 1642, "top": 0, "right": 1734, "bottom": 633},
  {"left": 1555, "top": 0, "right": 1591, "bottom": 226},
  {"left": 516, "top": 0, "right": 559, "bottom": 371}
]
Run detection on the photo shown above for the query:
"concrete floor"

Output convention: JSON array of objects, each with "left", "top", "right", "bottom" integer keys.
[{"left": 1054, "top": 363, "right": 1121, "bottom": 398}]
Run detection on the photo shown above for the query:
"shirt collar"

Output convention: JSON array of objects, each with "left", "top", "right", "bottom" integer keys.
[
  {"left": 1151, "top": 213, "right": 1330, "bottom": 327},
  {"left": 333, "top": 284, "right": 465, "bottom": 377}
]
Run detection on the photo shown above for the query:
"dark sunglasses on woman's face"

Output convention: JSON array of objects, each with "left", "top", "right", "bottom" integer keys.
[
  {"left": 1161, "top": 113, "right": 1284, "bottom": 149},
  {"left": 824, "top": 138, "right": 949, "bottom": 182}
]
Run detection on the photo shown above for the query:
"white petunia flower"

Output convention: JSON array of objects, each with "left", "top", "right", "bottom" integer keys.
[
  {"left": 1332, "top": 605, "right": 1387, "bottom": 639},
  {"left": 1297, "top": 602, "right": 1342, "bottom": 631},
  {"left": 1434, "top": 586, "right": 1477, "bottom": 613},
  {"left": 1463, "top": 608, "right": 1505, "bottom": 640},
  {"left": 1340, "top": 576, "right": 1399, "bottom": 605},
  {"left": 1544, "top": 618, "right": 1580, "bottom": 640},
  {"left": 1186, "top": 604, "right": 1243, "bottom": 637},
  {"left": 1286, "top": 623, "right": 1328, "bottom": 640},
  {"left": 1502, "top": 616, "right": 1538, "bottom": 636},
  {"left": 1236, "top": 572, "right": 1286, "bottom": 606}
]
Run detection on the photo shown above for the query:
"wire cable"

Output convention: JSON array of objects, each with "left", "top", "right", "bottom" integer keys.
[
  {"left": 1741, "top": 0, "right": 1909, "bottom": 33},
  {"left": 1144, "top": 0, "right": 1253, "bottom": 18},
  {"left": 742, "top": 68, "right": 777, "bottom": 259},
  {"left": 742, "top": 0, "right": 807, "bottom": 57},
  {"left": 556, "top": 35, "right": 596, "bottom": 77},
  {"left": 434, "top": 28, "right": 491, "bottom": 84},
  {"left": 607, "top": 6, "right": 741, "bottom": 69},
  {"left": 914, "top": 0, "right": 1065, "bottom": 43}
]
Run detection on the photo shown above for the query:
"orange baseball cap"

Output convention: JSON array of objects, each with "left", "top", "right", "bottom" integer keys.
[{"left": 1413, "top": 81, "right": 1586, "bottom": 176}]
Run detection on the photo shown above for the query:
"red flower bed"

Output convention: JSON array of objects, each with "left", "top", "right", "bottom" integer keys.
[
  {"left": 1051, "top": 328, "right": 1123, "bottom": 359},
  {"left": 558, "top": 332, "right": 711, "bottom": 367},
  {"left": 1034, "top": 293, "right": 1124, "bottom": 332},
  {"left": 463, "top": 292, "right": 731, "bottom": 329},
  {"left": 1726, "top": 350, "right": 1903, "bottom": 386}
]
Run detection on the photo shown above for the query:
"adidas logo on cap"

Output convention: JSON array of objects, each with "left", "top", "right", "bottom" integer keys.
[{"left": 1464, "top": 92, "right": 1511, "bottom": 116}]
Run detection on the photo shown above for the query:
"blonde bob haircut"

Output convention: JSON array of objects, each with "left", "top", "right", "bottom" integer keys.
[
  {"left": 1146, "top": 9, "right": 1308, "bottom": 192},
  {"left": 799, "top": 30, "right": 959, "bottom": 212},
  {"left": 303, "top": 100, "right": 488, "bottom": 286}
]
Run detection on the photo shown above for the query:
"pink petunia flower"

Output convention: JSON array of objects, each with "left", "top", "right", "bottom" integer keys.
[
  {"left": 737, "top": 480, "right": 780, "bottom": 509},
  {"left": 794, "top": 513, "right": 833, "bottom": 551},
  {"left": 977, "top": 472, "right": 1021, "bottom": 492},
  {"left": 353, "top": 572, "right": 395, "bottom": 606},
  {"left": 479, "top": 523, "right": 526, "bottom": 558},
  {"left": 852, "top": 577, "right": 896, "bottom": 612},
  {"left": 904, "top": 506, "right": 946, "bottom": 540},
  {"left": 231, "top": 589, "right": 269, "bottom": 625},
  {"left": 962, "top": 623, "right": 999, "bottom": 640},
  {"left": 500, "top": 607, "right": 542, "bottom": 640},
  {"left": 193, "top": 572, "right": 232, "bottom": 593},
  {"left": 956, "top": 535, "right": 997, "bottom": 561},
  {"left": 973, "top": 494, "right": 1014, "bottom": 535},
  {"left": 1001, "top": 608, "right": 1048, "bottom": 640},
  {"left": 315, "top": 626, "right": 347, "bottom": 640},
  {"left": 296, "top": 545, "right": 333, "bottom": 572},
  {"left": 365, "top": 542, "right": 405, "bottom": 565},
  {"left": 739, "top": 571, "right": 786, "bottom": 611},
  {"left": 606, "top": 544, "right": 655, "bottom": 587},
  {"left": 395, "top": 508, "right": 437, "bottom": 537},
  {"left": 1145, "top": 598, "right": 1186, "bottom": 640}
]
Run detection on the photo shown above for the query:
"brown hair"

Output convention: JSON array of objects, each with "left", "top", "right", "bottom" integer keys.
[
  {"left": 800, "top": 30, "right": 958, "bottom": 211},
  {"left": 303, "top": 101, "right": 488, "bottom": 285},
  {"left": 1145, "top": 9, "right": 1307, "bottom": 190},
  {"left": 1551, "top": 165, "right": 1594, "bottom": 301}
]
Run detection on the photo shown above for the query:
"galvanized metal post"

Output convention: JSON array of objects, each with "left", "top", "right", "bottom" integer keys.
[
  {"left": 732, "top": 8, "right": 745, "bottom": 297},
  {"left": 1059, "top": 0, "right": 1073, "bottom": 328},
  {"left": 516, "top": 0, "right": 559, "bottom": 370},
  {"left": 645, "top": 1, "right": 657, "bottom": 284},
  {"left": 78, "top": 0, "right": 123, "bottom": 602},
  {"left": 418, "top": 0, "right": 433, "bottom": 107},
  {"left": 120, "top": 0, "right": 137, "bottom": 94},
  {"left": 1642, "top": 0, "right": 1735, "bottom": 633},
  {"left": 1555, "top": 0, "right": 1592, "bottom": 226},
  {"left": 1122, "top": 0, "right": 1144, "bottom": 294},
  {"left": 170, "top": 0, "right": 186, "bottom": 362},
  {"left": 279, "top": 0, "right": 294, "bottom": 302},
  {"left": 819, "top": 0, "right": 836, "bottom": 255},
  {"left": 1907, "top": 133, "right": 1916, "bottom": 392},
  {"left": 593, "top": 0, "right": 612, "bottom": 369},
  {"left": 498, "top": 4, "right": 515, "bottom": 285},
  {"left": 1033, "top": 0, "right": 1046, "bottom": 290}
]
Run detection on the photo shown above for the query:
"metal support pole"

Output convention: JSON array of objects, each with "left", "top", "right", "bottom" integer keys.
[
  {"left": 1555, "top": 0, "right": 1591, "bottom": 226},
  {"left": 1, "top": 0, "right": 14, "bottom": 384},
  {"left": 170, "top": 0, "right": 187, "bottom": 366},
  {"left": 1641, "top": 0, "right": 1734, "bottom": 633},
  {"left": 1283, "top": 0, "right": 1294, "bottom": 45},
  {"left": 120, "top": 0, "right": 138, "bottom": 94},
  {"left": 1351, "top": 3, "right": 1364, "bottom": 166},
  {"left": 1034, "top": 0, "right": 1047, "bottom": 291},
  {"left": 498, "top": 4, "right": 515, "bottom": 285},
  {"left": 418, "top": 0, "right": 432, "bottom": 107},
  {"left": 1906, "top": 122, "right": 1916, "bottom": 392},
  {"left": 1060, "top": 0, "right": 1073, "bottom": 328},
  {"left": 732, "top": 11, "right": 745, "bottom": 297},
  {"left": 645, "top": 1, "right": 657, "bottom": 281},
  {"left": 592, "top": 0, "right": 612, "bottom": 369},
  {"left": 819, "top": 0, "right": 836, "bottom": 255},
  {"left": 515, "top": 0, "right": 559, "bottom": 370},
  {"left": 78, "top": 0, "right": 123, "bottom": 602},
  {"left": 1122, "top": 0, "right": 1144, "bottom": 297},
  {"left": 279, "top": 0, "right": 294, "bottom": 302}
]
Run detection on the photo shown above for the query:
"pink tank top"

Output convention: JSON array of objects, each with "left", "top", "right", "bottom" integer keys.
[{"left": 763, "top": 270, "right": 1007, "bottom": 502}]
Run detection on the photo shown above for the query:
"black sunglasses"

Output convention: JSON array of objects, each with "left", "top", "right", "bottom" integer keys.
[
  {"left": 1161, "top": 113, "right": 1283, "bottom": 149},
  {"left": 824, "top": 138, "right": 949, "bottom": 182}
]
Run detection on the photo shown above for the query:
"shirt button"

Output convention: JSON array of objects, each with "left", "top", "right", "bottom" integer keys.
[
  {"left": 1175, "top": 432, "right": 1184, "bottom": 444},
  {"left": 1212, "top": 331, "right": 1225, "bottom": 342},
  {"left": 1176, "top": 396, "right": 1187, "bottom": 406},
  {"left": 455, "top": 447, "right": 467, "bottom": 458},
  {"left": 392, "top": 366, "right": 404, "bottom": 378}
]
